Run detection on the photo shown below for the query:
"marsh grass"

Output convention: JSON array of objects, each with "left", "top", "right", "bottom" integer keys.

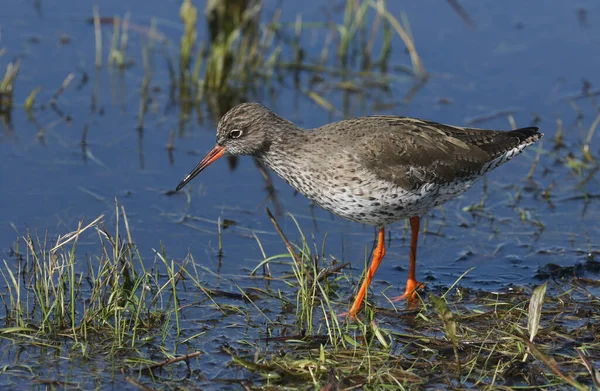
[
  {"left": 168, "top": 0, "right": 428, "bottom": 120},
  {"left": 0, "top": 201, "right": 187, "bottom": 355},
  {"left": 235, "top": 211, "right": 600, "bottom": 389},
  {"left": 255, "top": 297, "right": 598, "bottom": 389},
  {"left": 0, "top": 58, "right": 19, "bottom": 113},
  {"left": 23, "top": 86, "right": 41, "bottom": 112},
  {"left": 2, "top": 1, "right": 600, "bottom": 389},
  {"left": 0, "top": 203, "right": 598, "bottom": 389}
]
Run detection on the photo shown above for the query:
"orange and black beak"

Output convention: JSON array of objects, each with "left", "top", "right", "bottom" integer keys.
[{"left": 176, "top": 145, "right": 226, "bottom": 191}]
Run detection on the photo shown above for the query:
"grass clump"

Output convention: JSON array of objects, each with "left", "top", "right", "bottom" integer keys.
[
  {"left": 170, "top": 0, "right": 429, "bottom": 119},
  {"left": 0, "top": 58, "right": 19, "bottom": 113},
  {"left": 0, "top": 201, "right": 185, "bottom": 353},
  {"left": 232, "top": 212, "right": 600, "bottom": 390},
  {"left": 228, "top": 285, "right": 600, "bottom": 389}
]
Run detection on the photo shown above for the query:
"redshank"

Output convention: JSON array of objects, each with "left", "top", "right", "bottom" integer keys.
[{"left": 176, "top": 103, "right": 543, "bottom": 317}]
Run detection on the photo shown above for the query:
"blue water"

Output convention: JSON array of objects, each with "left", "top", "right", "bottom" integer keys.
[
  {"left": 1, "top": 0, "right": 599, "bottom": 388},
  {"left": 2, "top": 0, "right": 598, "bottom": 295}
]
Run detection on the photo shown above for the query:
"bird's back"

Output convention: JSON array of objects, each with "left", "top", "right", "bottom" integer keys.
[{"left": 315, "top": 115, "right": 542, "bottom": 190}]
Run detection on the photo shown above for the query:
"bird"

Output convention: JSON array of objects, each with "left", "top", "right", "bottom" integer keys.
[{"left": 175, "top": 102, "right": 543, "bottom": 318}]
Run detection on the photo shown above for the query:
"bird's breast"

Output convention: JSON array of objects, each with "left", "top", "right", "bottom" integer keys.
[{"left": 262, "top": 153, "right": 477, "bottom": 226}]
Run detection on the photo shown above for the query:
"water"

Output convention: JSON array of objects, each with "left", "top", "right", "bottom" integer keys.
[{"left": 1, "top": 0, "right": 599, "bottom": 388}]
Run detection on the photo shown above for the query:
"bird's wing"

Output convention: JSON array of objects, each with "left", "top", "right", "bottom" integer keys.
[{"left": 346, "top": 116, "right": 539, "bottom": 190}]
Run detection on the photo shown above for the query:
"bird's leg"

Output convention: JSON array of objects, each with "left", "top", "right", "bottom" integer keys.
[
  {"left": 347, "top": 227, "right": 386, "bottom": 318},
  {"left": 392, "top": 216, "right": 423, "bottom": 301}
]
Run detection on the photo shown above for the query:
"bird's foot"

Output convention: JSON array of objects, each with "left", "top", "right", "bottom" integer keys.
[
  {"left": 391, "top": 279, "right": 424, "bottom": 301},
  {"left": 337, "top": 306, "right": 364, "bottom": 320},
  {"left": 336, "top": 310, "right": 353, "bottom": 320}
]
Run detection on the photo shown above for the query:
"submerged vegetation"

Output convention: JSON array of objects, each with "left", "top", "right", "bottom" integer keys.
[{"left": 1, "top": 0, "right": 599, "bottom": 389}]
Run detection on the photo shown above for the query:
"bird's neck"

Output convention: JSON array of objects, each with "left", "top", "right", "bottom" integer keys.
[
  {"left": 257, "top": 124, "right": 310, "bottom": 176},
  {"left": 258, "top": 120, "right": 304, "bottom": 159}
]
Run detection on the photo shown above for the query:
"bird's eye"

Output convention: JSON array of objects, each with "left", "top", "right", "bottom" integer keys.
[{"left": 229, "top": 129, "right": 243, "bottom": 139}]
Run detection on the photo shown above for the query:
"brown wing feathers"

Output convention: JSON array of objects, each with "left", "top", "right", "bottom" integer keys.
[
  {"left": 430, "top": 122, "right": 541, "bottom": 159},
  {"left": 353, "top": 117, "right": 542, "bottom": 190}
]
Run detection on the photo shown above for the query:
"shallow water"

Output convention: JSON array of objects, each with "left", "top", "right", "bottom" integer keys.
[{"left": 1, "top": 0, "right": 599, "bottom": 389}]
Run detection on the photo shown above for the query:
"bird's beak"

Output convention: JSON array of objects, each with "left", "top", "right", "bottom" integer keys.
[{"left": 176, "top": 145, "right": 226, "bottom": 191}]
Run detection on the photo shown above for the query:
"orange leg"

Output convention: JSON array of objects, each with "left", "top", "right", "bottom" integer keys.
[
  {"left": 348, "top": 227, "right": 386, "bottom": 318},
  {"left": 392, "top": 216, "right": 423, "bottom": 301}
]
